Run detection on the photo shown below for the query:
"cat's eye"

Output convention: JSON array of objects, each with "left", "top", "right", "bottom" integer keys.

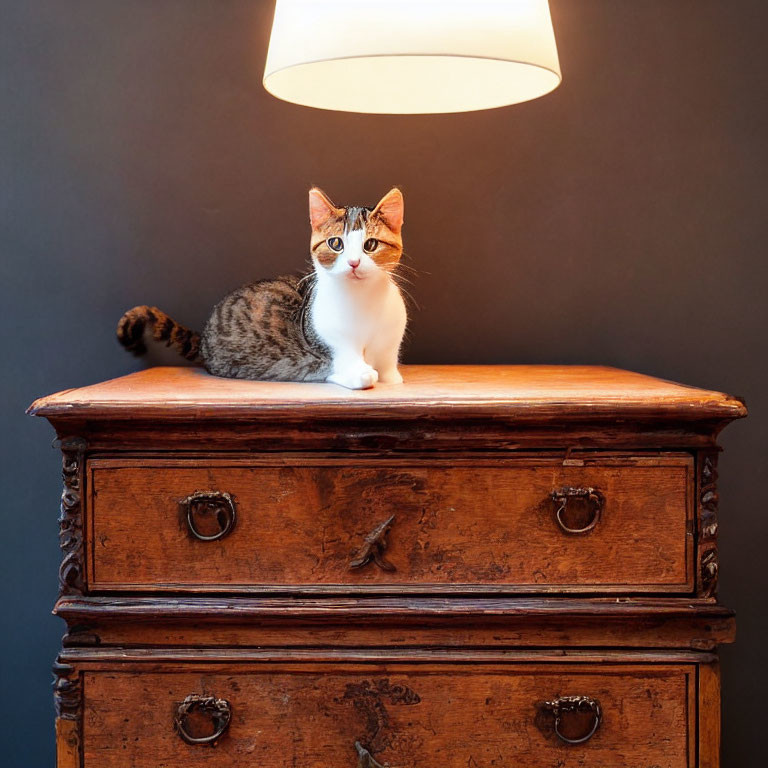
[
  {"left": 327, "top": 237, "right": 344, "bottom": 252},
  {"left": 363, "top": 238, "right": 379, "bottom": 253}
]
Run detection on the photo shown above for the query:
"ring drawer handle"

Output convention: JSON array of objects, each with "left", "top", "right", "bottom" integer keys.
[
  {"left": 174, "top": 694, "right": 232, "bottom": 746},
  {"left": 180, "top": 491, "right": 236, "bottom": 541},
  {"left": 549, "top": 487, "right": 603, "bottom": 534},
  {"left": 355, "top": 742, "right": 386, "bottom": 768},
  {"left": 543, "top": 695, "right": 602, "bottom": 745}
]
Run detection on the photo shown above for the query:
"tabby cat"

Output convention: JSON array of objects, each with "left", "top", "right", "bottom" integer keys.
[{"left": 117, "top": 187, "right": 407, "bottom": 389}]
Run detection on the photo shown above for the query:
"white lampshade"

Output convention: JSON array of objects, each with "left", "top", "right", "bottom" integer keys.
[{"left": 263, "top": 0, "right": 562, "bottom": 114}]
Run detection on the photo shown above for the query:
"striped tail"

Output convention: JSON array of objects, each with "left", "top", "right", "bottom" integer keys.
[{"left": 116, "top": 306, "right": 201, "bottom": 362}]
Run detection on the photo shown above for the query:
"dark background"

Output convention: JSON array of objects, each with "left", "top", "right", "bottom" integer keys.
[{"left": 2, "top": 1, "right": 766, "bottom": 764}]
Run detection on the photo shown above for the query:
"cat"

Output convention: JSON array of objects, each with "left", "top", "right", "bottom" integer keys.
[{"left": 116, "top": 187, "right": 408, "bottom": 389}]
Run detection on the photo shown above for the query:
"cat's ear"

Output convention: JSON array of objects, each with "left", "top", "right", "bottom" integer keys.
[
  {"left": 372, "top": 188, "right": 404, "bottom": 234},
  {"left": 309, "top": 188, "right": 342, "bottom": 229}
]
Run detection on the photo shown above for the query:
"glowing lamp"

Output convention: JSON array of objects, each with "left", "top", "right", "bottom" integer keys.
[{"left": 263, "top": 0, "right": 561, "bottom": 114}]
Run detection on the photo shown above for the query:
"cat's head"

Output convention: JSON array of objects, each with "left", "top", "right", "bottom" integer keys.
[{"left": 308, "top": 188, "right": 404, "bottom": 282}]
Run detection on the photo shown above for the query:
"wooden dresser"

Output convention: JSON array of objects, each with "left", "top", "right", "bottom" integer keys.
[{"left": 29, "top": 365, "right": 746, "bottom": 768}]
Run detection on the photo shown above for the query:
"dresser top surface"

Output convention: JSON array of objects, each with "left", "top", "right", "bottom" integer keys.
[{"left": 28, "top": 365, "right": 746, "bottom": 423}]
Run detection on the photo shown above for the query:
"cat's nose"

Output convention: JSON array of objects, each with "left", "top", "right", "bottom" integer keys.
[{"left": 347, "top": 258, "right": 361, "bottom": 269}]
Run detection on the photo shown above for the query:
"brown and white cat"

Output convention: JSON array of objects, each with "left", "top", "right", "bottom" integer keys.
[{"left": 117, "top": 187, "right": 408, "bottom": 389}]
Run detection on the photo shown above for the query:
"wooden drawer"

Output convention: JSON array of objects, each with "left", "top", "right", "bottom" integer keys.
[
  {"left": 87, "top": 455, "right": 694, "bottom": 593},
  {"left": 80, "top": 661, "right": 696, "bottom": 768}
]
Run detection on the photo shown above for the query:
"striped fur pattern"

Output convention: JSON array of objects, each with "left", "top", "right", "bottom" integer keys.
[
  {"left": 117, "top": 188, "right": 407, "bottom": 389},
  {"left": 117, "top": 306, "right": 201, "bottom": 361},
  {"left": 200, "top": 275, "right": 331, "bottom": 381}
]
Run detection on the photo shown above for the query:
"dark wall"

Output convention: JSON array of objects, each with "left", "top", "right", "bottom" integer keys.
[{"left": 2, "top": 1, "right": 766, "bottom": 764}]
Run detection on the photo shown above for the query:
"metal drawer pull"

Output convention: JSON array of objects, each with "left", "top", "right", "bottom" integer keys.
[
  {"left": 174, "top": 694, "right": 232, "bottom": 746},
  {"left": 355, "top": 741, "right": 387, "bottom": 768},
  {"left": 550, "top": 487, "right": 603, "bottom": 534},
  {"left": 543, "top": 695, "right": 602, "bottom": 745},
  {"left": 350, "top": 515, "right": 396, "bottom": 572},
  {"left": 180, "top": 491, "right": 236, "bottom": 541}
]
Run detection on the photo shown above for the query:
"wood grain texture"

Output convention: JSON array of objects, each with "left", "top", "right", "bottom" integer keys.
[
  {"left": 46, "top": 420, "right": 736, "bottom": 453},
  {"left": 30, "top": 368, "right": 747, "bottom": 454},
  {"left": 29, "top": 364, "right": 746, "bottom": 422},
  {"left": 698, "top": 661, "right": 721, "bottom": 768},
  {"left": 61, "top": 649, "right": 718, "bottom": 665},
  {"left": 87, "top": 455, "right": 693, "bottom": 593},
  {"left": 65, "top": 619, "right": 736, "bottom": 653},
  {"left": 61, "top": 613, "right": 736, "bottom": 652},
  {"left": 28, "top": 365, "right": 742, "bottom": 767},
  {"left": 53, "top": 595, "right": 736, "bottom": 622},
  {"left": 56, "top": 596, "right": 735, "bottom": 651},
  {"left": 81, "top": 662, "right": 695, "bottom": 768},
  {"left": 53, "top": 659, "right": 81, "bottom": 768},
  {"left": 55, "top": 720, "right": 79, "bottom": 768}
]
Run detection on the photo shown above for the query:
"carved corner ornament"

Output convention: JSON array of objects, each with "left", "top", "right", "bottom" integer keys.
[
  {"left": 58, "top": 438, "right": 86, "bottom": 596},
  {"left": 698, "top": 451, "right": 719, "bottom": 598},
  {"left": 53, "top": 659, "right": 81, "bottom": 721},
  {"left": 350, "top": 515, "right": 396, "bottom": 572},
  {"left": 53, "top": 658, "right": 82, "bottom": 766}
]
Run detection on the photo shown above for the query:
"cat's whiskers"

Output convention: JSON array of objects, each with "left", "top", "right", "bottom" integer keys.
[
  {"left": 296, "top": 271, "right": 317, "bottom": 290},
  {"left": 386, "top": 270, "right": 420, "bottom": 311}
]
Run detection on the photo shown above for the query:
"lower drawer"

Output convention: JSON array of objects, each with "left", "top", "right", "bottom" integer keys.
[{"left": 77, "top": 660, "right": 700, "bottom": 767}]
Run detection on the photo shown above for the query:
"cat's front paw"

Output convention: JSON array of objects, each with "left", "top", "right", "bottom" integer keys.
[
  {"left": 377, "top": 367, "right": 404, "bottom": 384},
  {"left": 327, "top": 366, "right": 379, "bottom": 390}
]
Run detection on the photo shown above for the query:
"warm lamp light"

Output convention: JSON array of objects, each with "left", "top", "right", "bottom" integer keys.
[{"left": 263, "top": 0, "right": 562, "bottom": 114}]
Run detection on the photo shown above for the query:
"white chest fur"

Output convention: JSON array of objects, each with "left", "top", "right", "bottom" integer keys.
[{"left": 311, "top": 273, "right": 406, "bottom": 389}]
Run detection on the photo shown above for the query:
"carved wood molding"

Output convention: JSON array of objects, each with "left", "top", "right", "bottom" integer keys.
[
  {"left": 58, "top": 438, "right": 86, "bottom": 596},
  {"left": 698, "top": 451, "right": 719, "bottom": 598},
  {"left": 53, "top": 658, "right": 82, "bottom": 768},
  {"left": 52, "top": 658, "right": 81, "bottom": 721}
]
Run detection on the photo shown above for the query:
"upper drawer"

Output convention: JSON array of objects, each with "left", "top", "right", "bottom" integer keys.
[{"left": 87, "top": 455, "right": 693, "bottom": 594}]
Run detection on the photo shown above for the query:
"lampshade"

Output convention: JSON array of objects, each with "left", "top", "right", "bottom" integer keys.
[{"left": 263, "top": 0, "right": 562, "bottom": 114}]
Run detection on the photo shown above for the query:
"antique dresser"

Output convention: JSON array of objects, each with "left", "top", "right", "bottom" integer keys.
[{"left": 29, "top": 365, "right": 746, "bottom": 768}]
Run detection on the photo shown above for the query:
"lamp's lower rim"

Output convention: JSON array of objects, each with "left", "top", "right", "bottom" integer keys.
[{"left": 263, "top": 54, "right": 561, "bottom": 114}]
